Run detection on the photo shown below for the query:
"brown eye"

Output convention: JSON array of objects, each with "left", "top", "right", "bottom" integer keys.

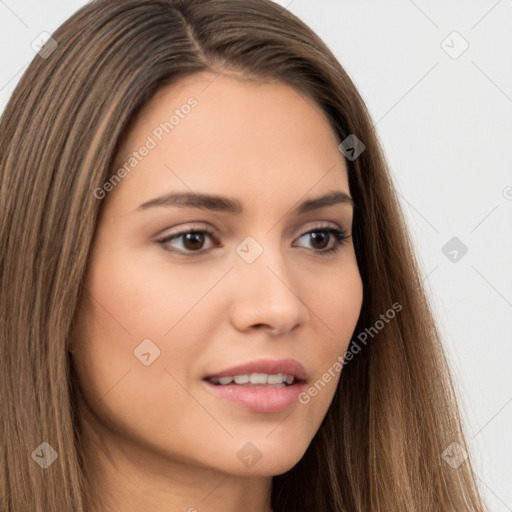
[
  {"left": 309, "top": 231, "right": 330, "bottom": 250},
  {"left": 157, "top": 228, "right": 218, "bottom": 255},
  {"left": 181, "top": 232, "right": 206, "bottom": 250},
  {"left": 294, "top": 227, "right": 349, "bottom": 255}
]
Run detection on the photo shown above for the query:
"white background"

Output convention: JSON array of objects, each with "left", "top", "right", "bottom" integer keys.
[{"left": 1, "top": 1, "right": 511, "bottom": 509}]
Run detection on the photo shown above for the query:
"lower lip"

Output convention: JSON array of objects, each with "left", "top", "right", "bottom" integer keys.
[{"left": 202, "top": 380, "right": 306, "bottom": 413}]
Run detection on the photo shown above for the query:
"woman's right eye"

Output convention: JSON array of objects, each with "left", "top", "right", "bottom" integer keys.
[{"left": 157, "top": 228, "right": 219, "bottom": 256}]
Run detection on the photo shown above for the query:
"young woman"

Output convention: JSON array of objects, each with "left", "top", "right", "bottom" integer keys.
[{"left": 0, "top": 0, "right": 487, "bottom": 511}]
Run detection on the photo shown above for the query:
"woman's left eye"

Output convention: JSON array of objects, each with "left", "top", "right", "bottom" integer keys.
[
  {"left": 156, "top": 225, "right": 350, "bottom": 256},
  {"left": 293, "top": 227, "right": 350, "bottom": 254}
]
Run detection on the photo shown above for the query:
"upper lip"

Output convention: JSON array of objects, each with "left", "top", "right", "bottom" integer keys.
[{"left": 204, "top": 358, "right": 307, "bottom": 382}]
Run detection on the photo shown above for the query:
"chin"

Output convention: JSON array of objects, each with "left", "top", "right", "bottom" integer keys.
[{"left": 221, "top": 436, "right": 311, "bottom": 477}]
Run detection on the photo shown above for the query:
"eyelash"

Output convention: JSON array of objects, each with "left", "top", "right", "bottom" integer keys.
[{"left": 156, "top": 224, "right": 350, "bottom": 257}]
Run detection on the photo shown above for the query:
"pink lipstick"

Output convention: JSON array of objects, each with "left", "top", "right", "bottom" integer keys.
[{"left": 202, "top": 358, "right": 307, "bottom": 413}]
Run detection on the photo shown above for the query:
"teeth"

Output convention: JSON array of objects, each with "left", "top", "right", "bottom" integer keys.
[
  {"left": 209, "top": 373, "right": 296, "bottom": 386},
  {"left": 217, "top": 376, "right": 234, "bottom": 385},
  {"left": 266, "top": 374, "right": 285, "bottom": 384},
  {"left": 250, "top": 373, "right": 268, "bottom": 384}
]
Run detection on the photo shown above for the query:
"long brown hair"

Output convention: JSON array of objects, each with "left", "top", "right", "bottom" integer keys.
[{"left": 0, "top": 0, "right": 487, "bottom": 510}]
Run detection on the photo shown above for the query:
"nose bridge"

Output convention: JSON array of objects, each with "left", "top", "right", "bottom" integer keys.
[
  {"left": 231, "top": 233, "right": 309, "bottom": 332},
  {"left": 235, "top": 233, "right": 291, "bottom": 293}
]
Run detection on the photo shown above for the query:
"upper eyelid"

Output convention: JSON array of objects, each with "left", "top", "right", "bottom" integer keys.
[
  {"left": 157, "top": 219, "right": 348, "bottom": 239},
  {"left": 156, "top": 222, "right": 349, "bottom": 251}
]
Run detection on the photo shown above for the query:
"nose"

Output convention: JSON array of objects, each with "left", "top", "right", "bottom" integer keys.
[{"left": 229, "top": 243, "right": 310, "bottom": 335}]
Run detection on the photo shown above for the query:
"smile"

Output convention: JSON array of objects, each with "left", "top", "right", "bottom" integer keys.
[{"left": 206, "top": 373, "right": 296, "bottom": 387}]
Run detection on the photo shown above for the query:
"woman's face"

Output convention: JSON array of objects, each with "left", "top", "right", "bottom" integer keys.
[{"left": 72, "top": 71, "right": 363, "bottom": 479}]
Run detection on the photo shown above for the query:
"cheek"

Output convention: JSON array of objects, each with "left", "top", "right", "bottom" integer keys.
[
  {"left": 71, "top": 262, "right": 213, "bottom": 457},
  {"left": 72, "top": 240, "right": 224, "bottom": 419},
  {"left": 298, "top": 261, "right": 363, "bottom": 407},
  {"left": 306, "top": 258, "right": 363, "bottom": 348},
  {"left": 84, "top": 238, "right": 228, "bottom": 339}
]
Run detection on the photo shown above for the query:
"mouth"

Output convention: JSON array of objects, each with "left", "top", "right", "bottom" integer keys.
[
  {"left": 205, "top": 372, "right": 301, "bottom": 387},
  {"left": 202, "top": 359, "right": 308, "bottom": 413}
]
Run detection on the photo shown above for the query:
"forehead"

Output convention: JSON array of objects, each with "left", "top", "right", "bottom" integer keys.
[{"left": 109, "top": 71, "right": 349, "bottom": 212}]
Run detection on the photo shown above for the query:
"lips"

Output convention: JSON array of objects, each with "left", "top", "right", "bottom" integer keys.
[
  {"left": 202, "top": 358, "right": 308, "bottom": 413},
  {"left": 209, "top": 373, "right": 295, "bottom": 386},
  {"left": 203, "top": 358, "right": 307, "bottom": 382}
]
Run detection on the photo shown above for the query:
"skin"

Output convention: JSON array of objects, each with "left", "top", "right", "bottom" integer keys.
[{"left": 70, "top": 71, "right": 364, "bottom": 512}]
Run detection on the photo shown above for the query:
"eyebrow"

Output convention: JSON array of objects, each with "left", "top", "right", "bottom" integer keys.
[{"left": 137, "top": 190, "right": 354, "bottom": 215}]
